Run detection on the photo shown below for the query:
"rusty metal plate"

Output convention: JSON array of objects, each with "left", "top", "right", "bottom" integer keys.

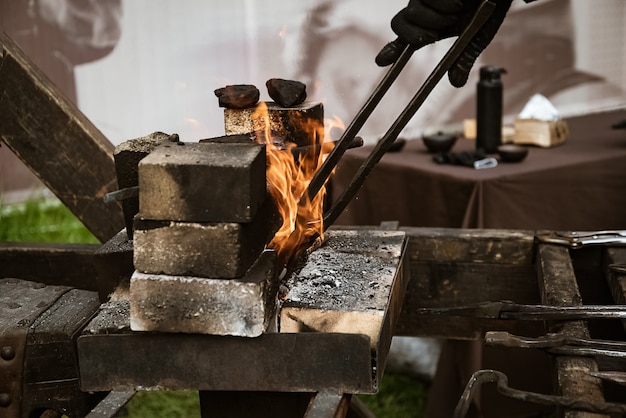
[
  {"left": 0, "top": 278, "right": 70, "bottom": 417},
  {"left": 78, "top": 331, "right": 374, "bottom": 394}
]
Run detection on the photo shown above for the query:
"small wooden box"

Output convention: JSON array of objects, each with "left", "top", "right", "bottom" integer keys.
[{"left": 513, "top": 118, "right": 569, "bottom": 148}]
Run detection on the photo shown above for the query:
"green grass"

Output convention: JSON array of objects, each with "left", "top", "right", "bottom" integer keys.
[
  {"left": 0, "top": 196, "right": 429, "bottom": 417},
  {"left": 119, "top": 391, "right": 201, "bottom": 418},
  {"left": 0, "top": 197, "right": 99, "bottom": 243},
  {"left": 358, "top": 374, "right": 429, "bottom": 417}
]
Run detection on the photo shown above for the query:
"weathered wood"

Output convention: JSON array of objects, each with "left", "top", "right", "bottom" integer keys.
[
  {"left": 537, "top": 244, "right": 608, "bottom": 418},
  {"left": 604, "top": 247, "right": 626, "bottom": 333},
  {"left": 0, "top": 242, "right": 99, "bottom": 291},
  {"left": 0, "top": 279, "right": 102, "bottom": 417},
  {"left": 395, "top": 227, "right": 540, "bottom": 338},
  {"left": 0, "top": 33, "right": 123, "bottom": 242},
  {"left": 23, "top": 288, "right": 102, "bottom": 416}
]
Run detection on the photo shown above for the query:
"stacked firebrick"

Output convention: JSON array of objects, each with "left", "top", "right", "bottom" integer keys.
[{"left": 128, "top": 136, "right": 281, "bottom": 337}]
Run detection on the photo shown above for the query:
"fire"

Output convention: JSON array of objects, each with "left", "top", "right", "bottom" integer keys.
[{"left": 252, "top": 103, "right": 343, "bottom": 264}]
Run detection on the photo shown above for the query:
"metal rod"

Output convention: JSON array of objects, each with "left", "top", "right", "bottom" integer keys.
[
  {"left": 85, "top": 389, "right": 136, "bottom": 418},
  {"left": 486, "top": 331, "right": 626, "bottom": 359},
  {"left": 291, "top": 136, "right": 363, "bottom": 159},
  {"left": 416, "top": 301, "right": 626, "bottom": 320},
  {"left": 302, "top": 42, "right": 416, "bottom": 204},
  {"left": 323, "top": 0, "right": 496, "bottom": 229},
  {"left": 453, "top": 370, "right": 626, "bottom": 417},
  {"left": 103, "top": 186, "right": 139, "bottom": 204}
]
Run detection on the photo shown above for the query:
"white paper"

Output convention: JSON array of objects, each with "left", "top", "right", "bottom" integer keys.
[{"left": 518, "top": 94, "right": 561, "bottom": 121}]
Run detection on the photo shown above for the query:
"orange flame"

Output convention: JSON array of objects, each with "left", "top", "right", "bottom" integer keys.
[{"left": 252, "top": 103, "right": 343, "bottom": 264}]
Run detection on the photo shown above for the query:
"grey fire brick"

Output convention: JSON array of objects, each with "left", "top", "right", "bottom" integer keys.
[
  {"left": 133, "top": 197, "right": 280, "bottom": 279},
  {"left": 138, "top": 142, "right": 266, "bottom": 223},
  {"left": 114, "top": 131, "right": 174, "bottom": 239},
  {"left": 130, "top": 250, "right": 279, "bottom": 337},
  {"left": 280, "top": 230, "right": 408, "bottom": 350},
  {"left": 224, "top": 101, "right": 324, "bottom": 147}
]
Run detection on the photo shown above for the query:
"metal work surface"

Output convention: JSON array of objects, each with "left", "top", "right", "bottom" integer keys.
[{"left": 78, "top": 324, "right": 374, "bottom": 394}]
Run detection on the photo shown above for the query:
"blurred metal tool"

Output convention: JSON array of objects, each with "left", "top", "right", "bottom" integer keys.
[
  {"left": 537, "top": 230, "right": 626, "bottom": 248},
  {"left": 103, "top": 186, "right": 139, "bottom": 204},
  {"left": 416, "top": 300, "right": 626, "bottom": 320},
  {"left": 454, "top": 370, "right": 626, "bottom": 417},
  {"left": 486, "top": 331, "right": 626, "bottom": 359}
]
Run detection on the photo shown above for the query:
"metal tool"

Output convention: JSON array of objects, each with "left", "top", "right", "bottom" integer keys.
[
  {"left": 537, "top": 230, "right": 626, "bottom": 248},
  {"left": 453, "top": 369, "right": 626, "bottom": 417},
  {"left": 416, "top": 300, "right": 626, "bottom": 320},
  {"left": 486, "top": 331, "right": 626, "bottom": 360},
  {"left": 103, "top": 186, "right": 139, "bottom": 204},
  {"left": 294, "top": 1, "right": 496, "bottom": 227},
  {"left": 590, "top": 371, "right": 626, "bottom": 387},
  {"left": 322, "top": 1, "right": 496, "bottom": 229}
]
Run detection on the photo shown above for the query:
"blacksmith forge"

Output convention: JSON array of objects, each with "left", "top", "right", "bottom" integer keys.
[{"left": 2, "top": 12, "right": 626, "bottom": 418}]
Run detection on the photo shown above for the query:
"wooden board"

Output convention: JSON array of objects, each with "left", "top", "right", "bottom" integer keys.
[
  {"left": 396, "top": 228, "right": 541, "bottom": 338},
  {"left": 537, "top": 244, "right": 608, "bottom": 418},
  {"left": 0, "top": 242, "right": 99, "bottom": 291},
  {"left": 0, "top": 33, "right": 123, "bottom": 242}
]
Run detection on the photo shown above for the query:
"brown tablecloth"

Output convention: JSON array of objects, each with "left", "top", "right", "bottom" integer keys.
[{"left": 331, "top": 110, "right": 626, "bottom": 231}]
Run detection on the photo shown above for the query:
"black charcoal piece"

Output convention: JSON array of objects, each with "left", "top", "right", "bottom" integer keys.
[
  {"left": 266, "top": 78, "right": 307, "bottom": 108},
  {"left": 215, "top": 84, "right": 260, "bottom": 109}
]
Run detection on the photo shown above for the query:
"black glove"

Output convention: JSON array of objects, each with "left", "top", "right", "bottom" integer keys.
[
  {"left": 376, "top": 0, "right": 513, "bottom": 88},
  {"left": 433, "top": 149, "right": 486, "bottom": 167}
]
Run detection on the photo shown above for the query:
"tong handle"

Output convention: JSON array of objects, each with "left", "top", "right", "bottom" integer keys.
[{"left": 323, "top": 0, "right": 497, "bottom": 229}]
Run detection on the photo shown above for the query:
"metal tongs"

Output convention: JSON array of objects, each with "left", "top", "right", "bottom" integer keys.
[
  {"left": 537, "top": 230, "right": 626, "bottom": 248},
  {"left": 300, "top": 0, "right": 497, "bottom": 230}
]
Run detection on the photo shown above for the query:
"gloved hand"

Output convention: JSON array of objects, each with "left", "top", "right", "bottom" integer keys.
[{"left": 376, "top": 0, "right": 513, "bottom": 88}]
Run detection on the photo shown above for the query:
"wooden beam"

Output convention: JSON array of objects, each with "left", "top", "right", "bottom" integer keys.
[
  {"left": 0, "top": 33, "right": 124, "bottom": 242},
  {"left": 0, "top": 242, "right": 99, "bottom": 291},
  {"left": 395, "top": 227, "right": 540, "bottom": 338},
  {"left": 537, "top": 244, "right": 608, "bottom": 418}
]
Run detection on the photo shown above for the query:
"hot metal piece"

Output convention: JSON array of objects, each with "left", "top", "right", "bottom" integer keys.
[{"left": 453, "top": 370, "right": 626, "bottom": 417}]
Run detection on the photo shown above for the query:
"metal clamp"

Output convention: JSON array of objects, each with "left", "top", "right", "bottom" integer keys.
[{"left": 537, "top": 230, "right": 626, "bottom": 249}]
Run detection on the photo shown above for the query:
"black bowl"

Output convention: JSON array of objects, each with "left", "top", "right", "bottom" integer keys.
[
  {"left": 497, "top": 144, "right": 528, "bottom": 162},
  {"left": 422, "top": 132, "right": 457, "bottom": 153}
]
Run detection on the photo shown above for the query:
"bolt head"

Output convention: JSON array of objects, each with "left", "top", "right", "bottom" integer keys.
[
  {"left": 0, "top": 346, "right": 15, "bottom": 361},
  {"left": 0, "top": 393, "right": 11, "bottom": 407}
]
